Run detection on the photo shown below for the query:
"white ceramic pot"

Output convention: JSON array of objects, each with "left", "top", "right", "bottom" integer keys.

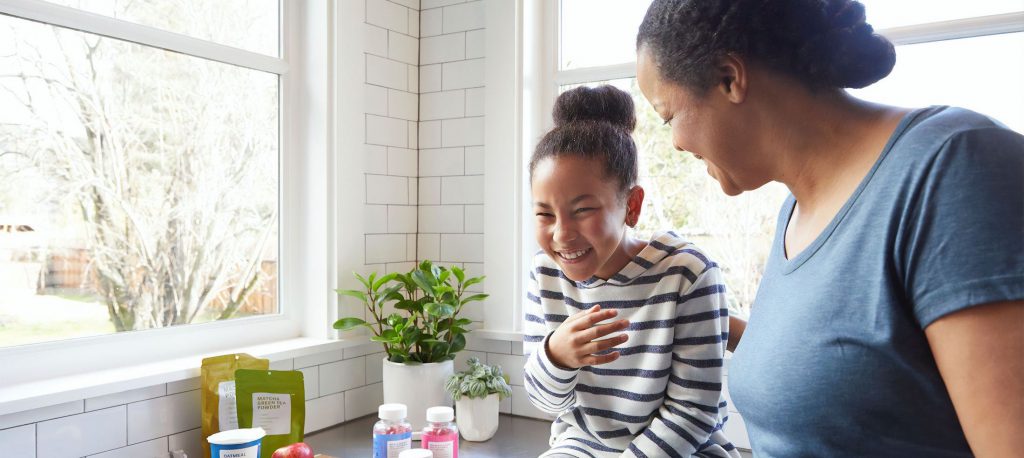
[
  {"left": 455, "top": 393, "right": 499, "bottom": 441},
  {"left": 382, "top": 358, "right": 454, "bottom": 437}
]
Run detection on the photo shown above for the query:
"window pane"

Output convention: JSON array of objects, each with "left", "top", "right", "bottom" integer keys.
[
  {"left": 560, "top": 0, "right": 652, "bottom": 70},
  {"left": 43, "top": 0, "right": 280, "bottom": 56},
  {"left": 558, "top": 79, "right": 788, "bottom": 314},
  {"left": 851, "top": 32, "right": 1024, "bottom": 133},
  {"left": 0, "top": 15, "right": 279, "bottom": 347},
  {"left": 861, "top": 0, "right": 1024, "bottom": 30}
]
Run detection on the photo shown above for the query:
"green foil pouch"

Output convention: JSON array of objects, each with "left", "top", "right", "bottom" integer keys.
[{"left": 235, "top": 369, "right": 305, "bottom": 457}]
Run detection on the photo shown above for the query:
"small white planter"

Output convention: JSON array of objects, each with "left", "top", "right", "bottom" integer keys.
[
  {"left": 382, "top": 358, "right": 454, "bottom": 437},
  {"left": 455, "top": 393, "right": 499, "bottom": 441}
]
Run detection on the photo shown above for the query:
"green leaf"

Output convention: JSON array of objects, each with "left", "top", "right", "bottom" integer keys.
[
  {"left": 401, "top": 326, "right": 421, "bottom": 344},
  {"left": 386, "top": 313, "right": 403, "bottom": 327},
  {"left": 448, "top": 326, "right": 467, "bottom": 335},
  {"left": 372, "top": 272, "right": 399, "bottom": 291},
  {"left": 335, "top": 289, "right": 367, "bottom": 302},
  {"left": 462, "top": 276, "right": 485, "bottom": 289},
  {"left": 449, "top": 333, "right": 466, "bottom": 353},
  {"left": 438, "top": 270, "right": 451, "bottom": 285},
  {"left": 431, "top": 342, "right": 450, "bottom": 359},
  {"left": 451, "top": 266, "right": 465, "bottom": 284},
  {"left": 460, "top": 293, "right": 489, "bottom": 305},
  {"left": 394, "top": 299, "right": 422, "bottom": 313},
  {"left": 425, "top": 302, "right": 455, "bottom": 318},
  {"left": 370, "top": 335, "right": 392, "bottom": 343},
  {"left": 354, "top": 272, "right": 370, "bottom": 289},
  {"left": 411, "top": 270, "right": 434, "bottom": 294},
  {"left": 332, "top": 317, "right": 369, "bottom": 331},
  {"left": 454, "top": 318, "right": 473, "bottom": 327}
]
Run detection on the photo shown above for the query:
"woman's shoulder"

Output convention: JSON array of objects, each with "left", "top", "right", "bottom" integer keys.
[
  {"left": 881, "top": 105, "right": 1022, "bottom": 183},
  {"left": 898, "top": 106, "right": 1020, "bottom": 151}
]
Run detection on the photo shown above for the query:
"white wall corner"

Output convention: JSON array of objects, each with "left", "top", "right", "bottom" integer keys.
[
  {"left": 483, "top": 0, "right": 522, "bottom": 333},
  {"left": 334, "top": 0, "right": 370, "bottom": 339}
]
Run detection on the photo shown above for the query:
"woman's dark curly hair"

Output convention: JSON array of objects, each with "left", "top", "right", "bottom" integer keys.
[
  {"left": 530, "top": 85, "right": 638, "bottom": 197},
  {"left": 637, "top": 0, "right": 895, "bottom": 92}
]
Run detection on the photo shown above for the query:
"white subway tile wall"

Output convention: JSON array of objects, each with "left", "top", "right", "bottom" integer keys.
[
  {"left": 363, "top": 0, "right": 421, "bottom": 286},
  {"left": 0, "top": 424, "right": 34, "bottom": 458},
  {"left": 38, "top": 406, "right": 127, "bottom": 458}
]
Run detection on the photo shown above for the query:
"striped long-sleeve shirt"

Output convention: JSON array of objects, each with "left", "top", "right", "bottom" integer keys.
[{"left": 523, "top": 231, "right": 739, "bottom": 458}]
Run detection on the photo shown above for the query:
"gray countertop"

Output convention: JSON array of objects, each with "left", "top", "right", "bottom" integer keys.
[
  {"left": 305, "top": 413, "right": 553, "bottom": 457},
  {"left": 306, "top": 414, "right": 753, "bottom": 457}
]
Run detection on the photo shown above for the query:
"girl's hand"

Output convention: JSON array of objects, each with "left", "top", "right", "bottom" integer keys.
[{"left": 546, "top": 304, "right": 630, "bottom": 369}]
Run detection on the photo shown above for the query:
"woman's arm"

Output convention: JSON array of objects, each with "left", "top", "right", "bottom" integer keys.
[
  {"left": 727, "top": 316, "right": 746, "bottom": 352},
  {"left": 925, "top": 300, "right": 1024, "bottom": 457}
]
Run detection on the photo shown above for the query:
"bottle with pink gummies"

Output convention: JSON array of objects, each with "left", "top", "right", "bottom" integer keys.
[{"left": 420, "top": 406, "right": 459, "bottom": 458}]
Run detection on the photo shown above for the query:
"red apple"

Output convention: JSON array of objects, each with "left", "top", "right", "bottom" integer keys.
[{"left": 271, "top": 442, "right": 313, "bottom": 458}]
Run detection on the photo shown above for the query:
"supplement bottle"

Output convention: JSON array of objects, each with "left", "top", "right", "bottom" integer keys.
[
  {"left": 373, "top": 403, "right": 412, "bottom": 458},
  {"left": 421, "top": 406, "right": 459, "bottom": 458}
]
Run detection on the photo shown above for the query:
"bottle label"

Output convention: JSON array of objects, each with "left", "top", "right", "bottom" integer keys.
[
  {"left": 373, "top": 432, "right": 412, "bottom": 458},
  {"left": 250, "top": 392, "right": 291, "bottom": 435},
  {"left": 426, "top": 440, "right": 455, "bottom": 458},
  {"left": 217, "top": 380, "right": 238, "bottom": 431}
]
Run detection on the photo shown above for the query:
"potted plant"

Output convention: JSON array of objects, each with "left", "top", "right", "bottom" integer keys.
[
  {"left": 445, "top": 357, "right": 512, "bottom": 441},
  {"left": 334, "top": 260, "right": 487, "bottom": 434}
]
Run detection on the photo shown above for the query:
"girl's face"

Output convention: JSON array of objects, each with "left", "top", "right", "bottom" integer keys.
[
  {"left": 531, "top": 155, "right": 642, "bottom": 281},
  {"left": 636, "top": 47, "right": 766, "bottom": 196}
]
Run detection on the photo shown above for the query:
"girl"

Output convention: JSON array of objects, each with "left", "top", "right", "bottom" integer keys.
[{"left": 522, "top": 85, "right": 739, "bottom": 458}]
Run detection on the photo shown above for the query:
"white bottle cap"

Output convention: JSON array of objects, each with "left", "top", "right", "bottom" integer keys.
[
  {"left": 426, "top": 406, "right": 454, "bottom": 422},
  {"left": 378, "top": 403, "right": 407, "bottom": 421},
  {"left": 398, "top": 450, "right": 433, "bottom": 458}
]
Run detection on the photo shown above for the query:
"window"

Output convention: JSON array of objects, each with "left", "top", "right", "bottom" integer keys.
[
  {"left": 0, "top": 0, "right": 333, "bottom": 392},
  {"left": 538, "top": 0, "right": 1024, "bottom": 316},
  {"left": 0, "top": 1, "right": 280, "bottom": 348}
]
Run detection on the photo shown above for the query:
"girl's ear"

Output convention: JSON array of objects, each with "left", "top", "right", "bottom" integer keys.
[{"left": 625, "top": 186, "right": 645, "bottom": 227}]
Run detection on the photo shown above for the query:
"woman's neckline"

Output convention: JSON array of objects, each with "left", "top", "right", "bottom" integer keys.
[{"left": 775, "top": 106, "right": 937, "bottom": 273}]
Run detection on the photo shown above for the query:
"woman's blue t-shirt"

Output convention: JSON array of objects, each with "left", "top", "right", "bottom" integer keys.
[{"left": 729, "top": 106, "right": 1024, "bottom": 457}]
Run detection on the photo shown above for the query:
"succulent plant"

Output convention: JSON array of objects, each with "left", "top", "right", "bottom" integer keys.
[{"left": 445, "top": 357, "right": 513, "bottom": 401}]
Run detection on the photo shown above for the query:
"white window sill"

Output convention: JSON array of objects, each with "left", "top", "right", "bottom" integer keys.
[
  {"left": 471, "top": 329, "right": 524, "bottom": 342},
  {"left": 0, "top": 336, "right": 371, "bottom": 417}
]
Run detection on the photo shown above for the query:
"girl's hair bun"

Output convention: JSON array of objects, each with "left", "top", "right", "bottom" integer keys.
[{"left": 553, "top": 85, "right": 636, "bottom": 132}]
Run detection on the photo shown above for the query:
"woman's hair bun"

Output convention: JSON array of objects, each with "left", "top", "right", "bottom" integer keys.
[
  {"left": 804, "top": 0, "right": 896, "bottom": 88},
  {"left": 553, "top": 85, "right": 636, "bottom": 132}
]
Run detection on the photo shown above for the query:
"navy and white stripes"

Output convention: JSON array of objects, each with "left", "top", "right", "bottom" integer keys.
[{"left": 524, "top": 232, "right": 739, "bottom": 458}]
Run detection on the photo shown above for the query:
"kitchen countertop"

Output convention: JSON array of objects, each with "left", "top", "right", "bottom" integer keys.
[
  {"left": 305, "top": 413, "right": 553, "bottom": 457},
  {"left": 306, "top": 413, "right": 753, "bottom": 457}
]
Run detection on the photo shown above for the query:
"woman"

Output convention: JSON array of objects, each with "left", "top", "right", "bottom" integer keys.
[{"left": 634, "top": 0, "right": 1023, "bottom": 456}]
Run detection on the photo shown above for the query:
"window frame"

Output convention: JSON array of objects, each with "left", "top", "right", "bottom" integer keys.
[{"left": 0, "top": 0, "right": 337, "bottom": 408}]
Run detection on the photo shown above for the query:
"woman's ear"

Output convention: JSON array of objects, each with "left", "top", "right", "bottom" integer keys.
[
  {"left": 626, "top": 186, "right": 645, "bottom": 227},
  {"left": 716, "top": 53, "right": 747, "bottom": 103}
]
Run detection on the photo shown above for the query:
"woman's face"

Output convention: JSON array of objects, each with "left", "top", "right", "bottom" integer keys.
[
  {"left": 636, "top": 47, "right": 765, "bottom": 196},
  {"left": 531, "top": 155, "right": 639, "bottom": 281}
]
